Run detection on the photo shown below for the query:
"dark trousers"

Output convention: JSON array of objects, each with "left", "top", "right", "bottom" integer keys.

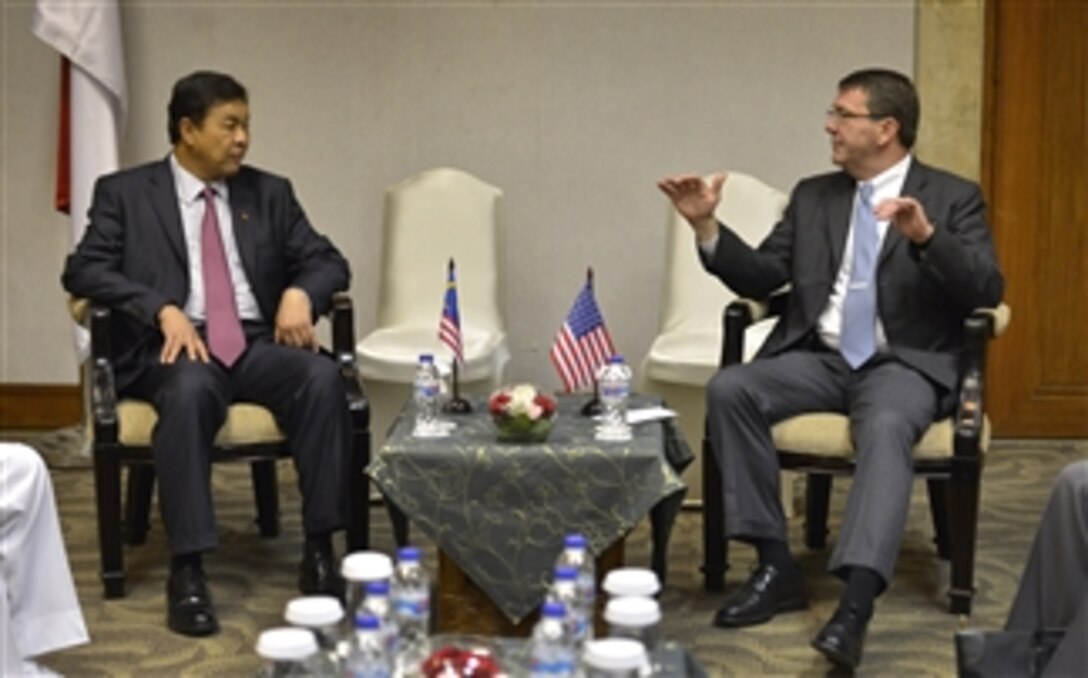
[
  {"left": 705, "top": 348, "right": 940, "bottom": 584},
  {"left": 124, "top": 329, "right": 350, "bottom": 555}
]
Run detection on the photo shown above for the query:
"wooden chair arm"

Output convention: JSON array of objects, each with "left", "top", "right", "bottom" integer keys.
[
  {"left": 719, "top": 291, "right": 790, "bottom": 368},
  {"left": 954, "top": 306, "right": 1009, "bottom": 445}
]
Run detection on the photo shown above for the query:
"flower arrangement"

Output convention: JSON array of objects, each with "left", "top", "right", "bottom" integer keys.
[{"left": 488, "top": 384, "right": 558, "bottom": 443}]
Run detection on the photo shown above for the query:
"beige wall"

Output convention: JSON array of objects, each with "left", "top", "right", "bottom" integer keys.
[{"left": 2, "top": 1, "right": 917, "bottom": 387}]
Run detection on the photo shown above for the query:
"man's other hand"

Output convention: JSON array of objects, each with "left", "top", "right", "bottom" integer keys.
[
  {"left": 158, "top": 305, "right": 209, "bottom": 364},
  {"left": 874, "top": 196, "right": 935, "bottom": 245},
  {"left": 275, "top": 287, "right": 317, "bottom": 350},
  {"left": 656, "top": 172, "right": 727, "bottom": 243}
]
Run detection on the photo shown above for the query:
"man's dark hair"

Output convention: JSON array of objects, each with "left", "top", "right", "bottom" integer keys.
[
  {"left": 839, "top": 68, "right": 919, "bottom": 149},
  {"left": 167, "top": 71, "right": 247, "bottom": 144}
]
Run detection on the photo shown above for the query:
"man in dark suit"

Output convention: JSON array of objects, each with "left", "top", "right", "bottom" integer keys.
[
  {"left": 62, "top": 71, "right": 352, "bottom": 637},
  {"left": 658, "top": 68, "right": 1005, "bottom": 670}
]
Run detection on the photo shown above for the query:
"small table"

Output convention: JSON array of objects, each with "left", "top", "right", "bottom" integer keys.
[{"left": 367, "top": 394, "right": 689, "bottom": 632}]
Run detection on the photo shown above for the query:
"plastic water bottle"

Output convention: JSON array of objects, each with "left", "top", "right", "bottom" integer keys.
[
  {"left": 284, "top": 596, "right": 344, "bottom": 671},
  {"left": 555, "top": 534, "right": 595, "bottom": 640},
  {"left": 91, "top": 356, "right": 117, "bottom": 424},
  {"left": 392, "top": 546, "right": 431, "bottom": 676},
  {"left": 344, "top": 613, "right": 392, "bottom": 678},
  {"left": 361, "top": 580, "right": 399, "bottom": 660},
  {"left": 529, "top": 601, "right": 576, "bottom": 677},
  {"left": 596, "top": 356, "right": 632, "bottom": 442},
  {"left": 547, "top": 566, "right": 591, "bottom": 647},
  {"left": 255, "top": 627, "right": 333, "bottom": 677},
  {"left": 413, "top": 354, "right": 441, "bottom": 437}
]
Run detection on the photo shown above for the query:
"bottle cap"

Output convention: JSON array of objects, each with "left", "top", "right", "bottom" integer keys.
[
  {"left": 604, "top": 596, "right": 661, "bottom": 627},
  {"left": 582, "top": 638, "right": 646, "bottom": 671},
  {"left": 341, "top": 551, "right": 393, "bottom": 582},
  {"left": 541, "top": 601, "right": 567, "bottom": 618},
  {"left": 365, "top": 580, "right": 391, "bottom": 595},
  {"left": 553, "top": 565, "right": 578, "bottom": 581},
  {"left": 608, "top": 355, "right": 625, "bottom": 364},
  {"left": 397, "top": 546, "right": 422, "bottom": 562},
  {"left": 354, "top": 612, "right": 381, "bottom": 630},
  {"left": 563, "top": 534, "right": 588, "bottom": 549},
  {"left": 419, "top": 354, "right": 434, "bottom": 363},
  {"left": 284, "top": 595, "right": 344, "bottom": 627},
  {"left": 602, "top": 568, "right": 660, "bottom": 597},
  {"left": 256, "top": 627, "right": 318, "bottom": 661}
]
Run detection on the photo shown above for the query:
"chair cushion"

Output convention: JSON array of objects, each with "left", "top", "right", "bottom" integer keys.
[
  {"left": 117, "top": 400, "right": 285, "bottom": 447},
  {"left": 771, "top": 413, "right": 991, "bottom": 460}
]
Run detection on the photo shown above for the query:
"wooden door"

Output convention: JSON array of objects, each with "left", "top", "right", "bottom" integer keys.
[{"left": 982, "top": 0, "right": 1088, "bottom": 437}]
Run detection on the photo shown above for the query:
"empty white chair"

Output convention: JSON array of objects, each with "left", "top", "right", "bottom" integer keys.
[
  {"left": 639, "top": 172, "right": 788, "bottom": 502},
  {"left": 356, "top": 168, "right": 510, "bottom": 443}
]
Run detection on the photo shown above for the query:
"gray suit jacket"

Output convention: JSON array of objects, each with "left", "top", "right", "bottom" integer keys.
[
  {"left": 62, "top": 158, "right": 350, "bottom": 389},
  {"left": 701, "top": 160, "right": 1004, "bottom": 391}
]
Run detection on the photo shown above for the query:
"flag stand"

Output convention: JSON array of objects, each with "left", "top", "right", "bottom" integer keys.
[
  {"left": 580, "top": 380, "right": 602, "bottom": 417},
  {"left": 443, "top": 359, "right": 473, "bottom": 414}
]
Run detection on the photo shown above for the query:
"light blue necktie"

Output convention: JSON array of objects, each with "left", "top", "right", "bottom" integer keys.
[{"left": 840, "top": 182, "right": 878, "bottom": 369}]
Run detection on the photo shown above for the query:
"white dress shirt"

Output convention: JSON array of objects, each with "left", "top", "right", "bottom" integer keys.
[
  {"left": 170, "top": 154, "right": 262, "bottom": 322},
  {"left": 817, "top": 154, "right": 912, "bottom": 352}
]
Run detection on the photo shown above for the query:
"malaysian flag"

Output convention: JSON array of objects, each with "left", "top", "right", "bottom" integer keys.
[
  {"left": 551, "top": 277, "right": 616, "bottom": 392},
  {"left": 438, "top": 259, "right": 464, "bottom": 365}
]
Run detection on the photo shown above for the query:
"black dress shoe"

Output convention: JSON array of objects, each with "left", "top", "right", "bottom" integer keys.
[
  {"left": 811, "top": 603, "right": 870, "bottom": 671},
  {"left": 712, "top": 563, "right": 807, "bottom": 628},
  {"left": 167, "top": 566, "right": 219, "bottom": 637},
  {"left": 299, "top": 547, "right": 344, "bottom": 599}
]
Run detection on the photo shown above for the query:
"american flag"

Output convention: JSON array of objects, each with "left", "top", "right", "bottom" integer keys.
[
  {"left": 438, "top": 259, "right": 464, "bottom": 365},
  {"left": 550, "top": 280, "right": 616, "bottom": 392}
]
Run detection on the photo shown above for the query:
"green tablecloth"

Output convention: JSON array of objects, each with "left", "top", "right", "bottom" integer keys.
[{"left": 367, "top": 394, "right": 689, "bottom": 623}]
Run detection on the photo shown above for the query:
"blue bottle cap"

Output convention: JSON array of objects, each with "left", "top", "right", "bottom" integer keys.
[
  {"left": 609, "top": 355, "right": 625, "bottom": 364},
  {"left": 365, "top": 580, "right": 390, "bottom": 595},
  {"left": 563, "top": 534, "right": 588, "bottom": 548},
  {"left": 419, "top": 354, "right": 434, "bottom": 363},
  {"left": 541, "top": 601, "right": 567, "bottom": 618},
  {"left": 397, "top": 546, "right": 422, "bottom": 562},
  {"left": 354, "top": 612, "right": 381, "bottom": 630},
  {"left": 554, "top": 565, "right": 578, "bottom": 580}
]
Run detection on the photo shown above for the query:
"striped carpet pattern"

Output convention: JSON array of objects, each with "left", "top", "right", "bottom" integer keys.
[{"left": 19, "top": 430, "right": 1085, "bottom": 676}]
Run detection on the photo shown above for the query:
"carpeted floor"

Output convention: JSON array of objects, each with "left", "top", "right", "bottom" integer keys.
[{"left": 14, "top": 428, "right": 1086, "bottom": 676}]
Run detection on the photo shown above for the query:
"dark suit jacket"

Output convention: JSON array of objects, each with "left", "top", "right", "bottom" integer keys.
[
  {"left": 701, "top": 160, "right": 1004, "bottom": 392},
  {"left": 62, "top": 158, "right": 350, "bottom": 390}
]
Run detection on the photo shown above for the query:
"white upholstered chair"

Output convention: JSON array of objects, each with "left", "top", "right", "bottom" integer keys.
[
  {"left": 356, "top": 168, "right": 510, "bottom": 446},
  {"left": 639, "top": 172, "right": 788, "bottom": 502}
]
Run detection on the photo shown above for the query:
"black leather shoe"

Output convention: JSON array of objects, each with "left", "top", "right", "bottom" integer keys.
[
  {"left": 166, "top": 566, "right": 219, "bottom": 637},
  {"left": 299, "top": 547, "right": 344, "bottom": 599},
  {"left": 712, "top": 563, "right": 807, "bottom": 628},
  {"left": 811, "top": 603, "right": 870, "bottom": 671}
]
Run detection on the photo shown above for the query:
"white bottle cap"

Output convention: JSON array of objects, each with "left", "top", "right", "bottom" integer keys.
[
  {"left": 582, "top": 638, "right": 647, "bottom": 672},
  {"left": 602, "top": 568, "right": 661, "bottom": 597},
  {"left": 604, "top": 596, "right": 661, "bottom": 627},
  {"left": 284, "top": 595, "right": 344, "bottom": 627},
  {"left": 340, "top": 551, "right": 393, "bottom": 582},
  {"left": 256, "top": 627, "right": 318, "bottom": 661}
]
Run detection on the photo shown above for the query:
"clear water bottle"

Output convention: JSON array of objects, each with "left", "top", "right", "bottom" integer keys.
[
  {"left": 392, "top": 546, "right": 431, "bottom": 676},
  {"left": 91, "top": 356, "right": 117, "bottom": 424},
  {"left": 596, "top": 356, "right": 632, "bottom": 442},
  {"left": 555, "top": 534, "right": 595, "bottom": 640},
  {"left": 283, "top": 595, "right": 344, "bottom": 671},
  {"left": 547, "top": 566, "right": 591, "bottom": 647},
  {"left": 529, "top": 601, "right": 576, "bottom": 678},
  {"left": 413, "top": 354, "right": 442, "bottom": 438},
  {"left": 344, "top": 613, "right": 392, "bottom": 678},
  {"left": 255, "top": 627, "right": 332, "bottom": 677},
  {"left": 362, "top": 580, "right": 399, "bottom": 661}
]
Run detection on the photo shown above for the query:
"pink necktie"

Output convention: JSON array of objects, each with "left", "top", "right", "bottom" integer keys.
[{"left": 201, "top": 187, "right": 246, "bottom": 367}]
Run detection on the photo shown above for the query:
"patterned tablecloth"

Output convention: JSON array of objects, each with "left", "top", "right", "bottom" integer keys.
[{"left": 367, "top": 394, "right": 690, "bottom": 623}]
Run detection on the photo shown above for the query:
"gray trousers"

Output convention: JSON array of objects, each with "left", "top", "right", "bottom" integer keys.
[
  {"left": 125, "top": 329, "right": 351, "bottom": 556},
  {"left": 706, "top": 349, "right": 940, "bottom": 585},
  {"left": 1006, "top": 460, "right": 1088, "bottom": 676}
]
